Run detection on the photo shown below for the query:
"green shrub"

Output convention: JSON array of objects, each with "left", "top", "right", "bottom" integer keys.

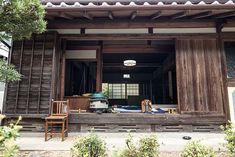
[
  {"left": 70, "top": 132, "right": 107, "bottom": 157},
  {"left": 114, "top": 134, "right": 159, "bottom": 157},
  {"left": 0, "top": 115, "right": 22, "bottom": 157},
  {"left": 181, "top": 140, "right": 215, "bottom": 157},
  {"left": 221, "top": 122, "right": 235, "bottom": 156}
]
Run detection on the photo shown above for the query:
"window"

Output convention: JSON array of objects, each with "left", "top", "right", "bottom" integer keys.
[
  {"left": 127, "top": 84, "right": 139, "bottom": 96},
  {"left": 224, "top": 42, "right": 235, "bottom": 78},
  {"left": 102, "top": 83, "right": 139, "bottom": 99}
]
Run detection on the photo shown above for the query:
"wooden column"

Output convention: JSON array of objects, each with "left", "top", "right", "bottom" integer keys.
[
  {"left": 60, "top": 39, "right": 66, "bottom": 100},
  {"left": 96, "top": 42, "right": 103, "bottom": 92},
  {"left": 217, "top": 23, "right": 230, "bottom": 121}
]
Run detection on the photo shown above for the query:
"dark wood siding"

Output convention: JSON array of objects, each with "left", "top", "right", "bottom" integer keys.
[
  {"left": 3, "top": 32, "right": 59, "bottom": 116},
  {"left": 176, "top": 39, "right": 224, "bottom": 114}
]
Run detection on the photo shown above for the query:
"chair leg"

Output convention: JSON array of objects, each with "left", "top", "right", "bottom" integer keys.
[
  {"left": 62, "top": 121, "right": 65, "bottom": 141},
  {"left": 50, "top": 122, "right": 53, "bottom": 138},
  {"left": 45, "top": 121, "right": 48, "bottom": 141},
  {"left": 66, "top": 117, "right": 68, "bottom": 137}
]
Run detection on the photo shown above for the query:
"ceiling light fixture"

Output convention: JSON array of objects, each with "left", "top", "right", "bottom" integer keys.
[
  {"left": 123, "top": 60, "right": 136, "bottom": 67},
  {"left": 123, "top": 74, "right": 130, "bottom": 79}
]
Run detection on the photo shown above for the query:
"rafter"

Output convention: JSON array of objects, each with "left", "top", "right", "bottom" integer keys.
[
  {"left": 83, "top": 11, "right": 93, "bottom": 20},
  {"left": 191, "top": 11, "right": 212, "bottom": 19},
  {"left": 108, "top": 11, "right": 114, "bottom": 20},
  {"left": 130, "top": 11, "right": 137, "bottom": 20},
  {"left": 58, "top": 12, "right": 73, "bottom": 20},
  {"left": 170, "top": 11, "right": 187, "bottom": 20},
  {"left": 150, "top": 11, "right": 161, "bottom": 20}
]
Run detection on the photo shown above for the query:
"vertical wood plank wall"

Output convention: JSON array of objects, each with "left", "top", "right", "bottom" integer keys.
[
  {"left": 176, "top": 39, "right": 224, "bottom": 114},
  {"left": 4, "top": 32, "right": 58, "bottom": 115}
]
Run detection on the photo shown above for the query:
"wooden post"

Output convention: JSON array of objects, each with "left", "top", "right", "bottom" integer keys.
[
  {"left": 60, "top": 39, "right": 66, "bottom": 100},
  {"left": 49, "top": 32, "right": 58, "bottom": 114},
  {"left": 96, "top": 42, "right": 103, "bottom": 92},
  {"left": 217, "top": 22, "right": 230, "bottom": 121}
]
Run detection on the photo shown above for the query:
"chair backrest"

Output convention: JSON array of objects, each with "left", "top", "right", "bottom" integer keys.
[{"left": 50, "top": 100, "right": 69, "bottom": 116}]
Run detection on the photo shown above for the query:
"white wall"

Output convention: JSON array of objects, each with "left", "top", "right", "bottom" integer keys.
[
  {"left": 0, "top": 82, "right": 5, "bottom": 113},
  {"left": 228, "top": 87, "right": 235, "bottom": 123}
]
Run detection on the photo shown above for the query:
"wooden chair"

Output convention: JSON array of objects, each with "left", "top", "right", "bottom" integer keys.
[{"left": 45, "top": 100, "right": 69, "bottom": 141}]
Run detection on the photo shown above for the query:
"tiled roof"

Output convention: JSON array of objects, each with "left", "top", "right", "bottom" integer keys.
[{"left": 42, "top": 0, "right": 235, "bottom": 9}]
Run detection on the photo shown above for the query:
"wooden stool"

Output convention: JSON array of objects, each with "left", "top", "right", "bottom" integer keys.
[{"left": 45, "top": 100, "right": 69, "bottom": 141}]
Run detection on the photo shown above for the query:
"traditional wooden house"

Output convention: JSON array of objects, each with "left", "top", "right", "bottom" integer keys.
[{"left": 3, "top": 0, "right": 235, "bottom": 132}]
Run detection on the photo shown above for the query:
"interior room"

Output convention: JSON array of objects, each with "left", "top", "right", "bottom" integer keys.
[
  {"left": 102, "top": 40, "right": 177, "bottom": 113},
  {"left": 64, "top": 40, "right": 177, "bottom": 113}
]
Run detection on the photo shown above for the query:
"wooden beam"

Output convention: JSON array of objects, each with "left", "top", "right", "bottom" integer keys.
[
  {"left": 60, "top": 33, "right": 218, "bottom": 41},
  {"left": 68, "top": 113, "right": 226, "bottom": 125},
  {"left": 170, "top": 11, "right": 187, "bottom": 20},
  {"left": 48, "top": 19, "right": 216, "bottom": 29},
  {"left": 150, "top": 11, "right": 161, "bottom": 20},
  {"left": 103, "top": 45, "right": 173, "bottom": 53},
  {"left": 58, "top": 12, "right": 73, "bottom": 20},
  {"left": 83, "top": 11, "right": 93, "bottom": 20},
  {"left": 130, "top": 11, "right": 137, "bottom": 20},
  {"left": 108, "top": 11, "right": 114, "bottom": 20},
  {"left": 187, "top": 11, "right": 212, "bottom": 19}
]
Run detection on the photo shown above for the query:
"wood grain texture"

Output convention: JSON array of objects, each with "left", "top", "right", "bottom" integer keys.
[
  {"left": 65, "top": 96, "right": 90, "bottom": 111},
  {"left": 176, "top": 39, "right": 224, "bottom": 113},
  {"left": 4, "top": 32, "right": 58, "bottom": 116},
  {"left": 68, "top": 113, "right": 225, "bottom": 125}
]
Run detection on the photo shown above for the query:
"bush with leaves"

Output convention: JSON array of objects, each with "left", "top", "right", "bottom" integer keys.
[
  {"left": 221, "top": 122, "right": 235, "bottom": 156},
  {"left": 114, "top": 134, "right": 159, "bottom": 157},
  {"left": 0, "top": 0, "right": 46, "bottom": 40},
  {"left": 70, "top": 132, "right": 107, "bottom": 157},
  {"left": 0, "top": 115, "right": 22, "bottom": 157},
  {"left": 0, "top": 59, "right": 21, "bottom": 83},
  {"left": 181, "top": 140, "right": 215, "bottom": 157}
]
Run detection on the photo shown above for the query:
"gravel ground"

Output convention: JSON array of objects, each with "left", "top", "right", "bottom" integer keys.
[{"left": 17, "top": 132, "right": 230, "bottom": 157}]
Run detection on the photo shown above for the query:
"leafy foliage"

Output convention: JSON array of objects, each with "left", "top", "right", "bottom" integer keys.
[
  {"left": 181, "top": 140, "right": 215, "bottom": 157},
  {"left": 0, "top": 115, "right": 22, "bottom": 157},
  {"left": 114, "top": 134, "right": 159, "bottom": 157},
  {"left": 70, "top": 132, "right": 107, "bottom": 157},
  {"left": 0, "top": 0, "right": 46, "bottom": 40},
  {"left": 0, "top": 59, "right": 21, "bottom": 83},
  {"left": 221, "top": 122, "right": 235, "bottom": 156}
]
